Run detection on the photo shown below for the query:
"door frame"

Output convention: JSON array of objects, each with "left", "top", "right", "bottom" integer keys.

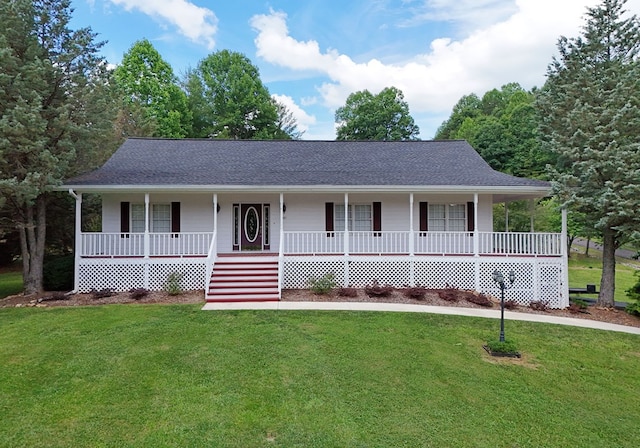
[{"left": 232, "top": 203, "right": 271, "bottom": 251}]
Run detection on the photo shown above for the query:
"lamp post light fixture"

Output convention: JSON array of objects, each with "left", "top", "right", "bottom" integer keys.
[{"left": 492, "top": 269, "right": 515, "bottom": 342}]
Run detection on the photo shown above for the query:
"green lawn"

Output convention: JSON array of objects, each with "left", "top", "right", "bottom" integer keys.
[
  {"left": 568, "top": 250, "right": 639, "bottom": 303},
  {"left": 0, "top": 270, "right": 23, "bottom": 299},
  {"left": 1, "top": 305, "right": 639, "bottom": 447}
]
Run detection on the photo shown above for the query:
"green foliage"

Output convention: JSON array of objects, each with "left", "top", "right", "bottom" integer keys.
[
  {"left": 185, "top": 50, "right": 286, "bottom": 139},
  {"left": 626, "top": 271, "right": 640, "bottom": 301},
  {"left": 537, "top": 0, "right": 640, "bottom": 307},
  {"left": 164, "top": 272, "right": 183, "bottom": 296},
  {"left": 42, "top": 254, "right": 74, "bottom": 291},
  {"left": 436, "top": 83, "right": 553, "bottom": 178},
  {"left": 335, "top": 87, "right": 419, "bottom": 141},
  {"left": 113, "top": 39, "right": 191, "bottom": 138},
  {"left": 308, "top": 272, "right": 336, "bottom": 295},
  {"left": 625, "top": 302, "right": 640, "bottom": 317},
  {"left": 485, "top": 339, "right": 519, "bottom": 354},
  {"left": 0, "top": 0, "right": 116, "bottom": 293}
]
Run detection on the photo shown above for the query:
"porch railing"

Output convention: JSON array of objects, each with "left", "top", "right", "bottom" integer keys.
[
  {"left": 283, "top": 231, "right": 562, "bottom": 256},
  {"left": 80, "top": 232, "right": 214, "bottom": 257}
]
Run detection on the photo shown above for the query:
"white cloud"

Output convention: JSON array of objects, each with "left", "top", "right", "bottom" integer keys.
[
  {"left": 108, "top": 0, "right": 218, "bottom": 49},
  {"left": 272, "top": 94, "right": 316, "bottom": 134},
  {"left": 251, "top": 0, "right": 640, "bottom": 138}
]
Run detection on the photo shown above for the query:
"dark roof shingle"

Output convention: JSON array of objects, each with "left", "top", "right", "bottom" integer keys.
[{"left": 65, "top": 138, "right": 549, "bottom": 189}]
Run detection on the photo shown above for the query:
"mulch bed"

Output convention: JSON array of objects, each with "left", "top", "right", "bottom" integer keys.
[{"left": 2, "top": 287, "right": 639, "bottom": 329}]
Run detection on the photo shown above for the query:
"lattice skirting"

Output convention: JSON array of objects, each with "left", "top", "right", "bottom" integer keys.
[
  {"left": 77, "top": 258, "right": 206, "bottom": 293},
  {"left": 283, "top": 256, "right": 568, "bottom": 308}
]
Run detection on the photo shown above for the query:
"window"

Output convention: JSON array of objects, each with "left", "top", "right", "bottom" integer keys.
[
  {"left": 131, "top": 203, "right": 172, "bottom": 232},
  {"left": 428, "top": 204, "right": 466, "bottom": 231},
  {"left": 335, "top": 204, "right": 372, "bottom": 231}
]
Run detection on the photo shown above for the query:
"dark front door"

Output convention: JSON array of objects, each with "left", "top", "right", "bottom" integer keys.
[{"left": 240, "top": 204, "right": 263, "bottom": 251}]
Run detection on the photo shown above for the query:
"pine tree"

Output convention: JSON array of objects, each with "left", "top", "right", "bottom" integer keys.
[
  {"left": 0, "top": 0, "right": 113, "bottom": 294},
  {"left": 537, "top": 0, "right": 640, "bottom": 307}
]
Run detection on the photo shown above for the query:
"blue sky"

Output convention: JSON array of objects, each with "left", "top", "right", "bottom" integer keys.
[{"left": 72, "top": 0, "right": 640, "bottom": 139}]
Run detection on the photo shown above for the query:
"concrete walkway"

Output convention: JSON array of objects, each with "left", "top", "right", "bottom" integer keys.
[{"left": 202, "top": 301, "right": 640, "bottom": 335}]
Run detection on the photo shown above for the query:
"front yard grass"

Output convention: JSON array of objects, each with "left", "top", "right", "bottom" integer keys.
[
  {"left": 0, "top": 269, "right": 23, "bottom": 299},
  {"left": 1, "top": 305, "right": 639, "bottom": 447}
]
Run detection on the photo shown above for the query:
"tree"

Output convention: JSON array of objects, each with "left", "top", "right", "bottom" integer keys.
[
  {"left": 113, "top": 39, "right": 191, "bottom": 138},
  {"left": 275, "top": 101, "right": 304, "bottom": 140},
  {"left": 536, "top": 0, "right": 640, "bottom": 307},
  {"left": 0, "top": 0, "right": 114, "bottom": 294},
  {"left": 436, "top": 83, "right": 553, "bottom": 178},
  {"left": 185, "top": 50, "right": 283, "bottom": 139},
  {"left": 335, "top": 87, "right": 419, "bottom": 141}
]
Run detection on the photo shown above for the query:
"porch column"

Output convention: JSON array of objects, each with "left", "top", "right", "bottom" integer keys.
[
  {"left": 279, "top": 193, "right": 284, "bottom": 250},
  {"left": 561, "top": 207, "right": 570, "bottom": 306},
  {"left": 473, "top": 193, "right": 479, "bottom": 256},
  {"left": 70, "top": 190, "right": 82, "bottom": 292},
  {"left": 344, "top": 192, "right": 349, "bottom": 287},
  {"left": 344, "top": 193, "right": 349, "bottom": 256},
  {"left": 504, "top": 201, "right": 509, "bottom": 232},
  {"left": 144, "top": 193, "right": 150, "bottom": 289},
  {"left": 144, "top": 193, "right": 150, "bottom": 259},
  {"left": 409, "top": 193, "right": 415, "bottom": 287},
  {"left": 473, "top": 193, "right": 480, "bottom": 292}
]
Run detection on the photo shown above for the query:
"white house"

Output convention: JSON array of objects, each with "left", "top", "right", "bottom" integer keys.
[{"left": 62, "top": 138, "right": 569, "bottom": 307}]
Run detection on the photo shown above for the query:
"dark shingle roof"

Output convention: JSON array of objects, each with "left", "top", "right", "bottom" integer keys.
[{"left": 65, "top": 138, "right": 549, "bottom": 190}]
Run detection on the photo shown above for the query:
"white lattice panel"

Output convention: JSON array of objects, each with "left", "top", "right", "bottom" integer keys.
[
  {"left": 538, "top": 261, "right": 565, "bottom": 308},
  {"left": 147, "top": 262, "right": 207, "bottom": 291},
  {"left": 283, "top": 258, "right": 345, "bottom": 289},
  {"left": 78, "top": 263, "right": 145, "bottom": 292},
  {"left": 78, "top": 259, "right": 206, "bottom": 292},
  {"left": 479, "top": 261, "right": 535, "bottom": 306},
  {"left": 414, "top": 260, "right": 475, "bottom": 290},
  {"left": 348, "top": 259, "right": 410, "bottom": 287}
]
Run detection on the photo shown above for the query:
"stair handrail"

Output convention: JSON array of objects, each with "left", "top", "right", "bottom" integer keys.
[{"left": 204, "top": 230, "right": 217, "bottom": 291}]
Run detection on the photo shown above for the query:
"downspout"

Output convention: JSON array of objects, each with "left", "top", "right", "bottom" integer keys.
[
  {"left": 68, "top": 189, "right": 81, "bottom": 294},
  {"left": 561, "top": 207, "right": 570, "bottom": 307}
]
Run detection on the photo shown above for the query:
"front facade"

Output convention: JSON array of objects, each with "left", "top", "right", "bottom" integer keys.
[{"left": 64, "top": 138, "right": 569, "bottom": 308}]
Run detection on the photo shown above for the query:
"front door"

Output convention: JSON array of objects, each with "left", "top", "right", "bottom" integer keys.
[{"left": 235, "top": 203, "right": 270, "bottom": 251}]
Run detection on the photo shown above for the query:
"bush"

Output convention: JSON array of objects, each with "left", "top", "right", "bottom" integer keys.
[
  {"left": 43, "top": 254, "right": 74, "bottom": 291},
  {"left": 308, "top": 273, "right": 336, "bottom": 295},
  {"left": 486, "top": 339, "right": 519, "bottom": 355},
  {"left": 626, "top": 271, "right": 640, "bottom": 301},
  {"left": 129, "top": 288, "right": 150, "bottom": 300},
  {"left": 337, "top": 287, "right": 358, "bottom": 298},
  {"left": 503, "top": 299, "right": 518, "bottom": 310},
  {"left": 466, "top": 293, "right": 493, "bottom": 307},
  {"left": 403, "top": 287, "right": 427, "bottom": 300},
  {"left": 530, "top": 300, "right": 549, "bottom": 311},
  {"left": 625, "top": 302, "right": 640, "bottom": 317},
  {"left": 164, "top": 272, "right": 183, "bottom": 296},
  {"left": 90, "top": 288, "right": 114, "bottom": 299},
  {"left": 437, "top": 288, "right": 459, "bottom": 302},
  {"left": 364, "top": 281, "right": 393, "bottom": 297}
]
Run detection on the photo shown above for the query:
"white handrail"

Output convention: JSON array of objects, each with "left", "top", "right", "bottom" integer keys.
[{"left": 204, "top": 230, "right": 218, "bottom": 291}]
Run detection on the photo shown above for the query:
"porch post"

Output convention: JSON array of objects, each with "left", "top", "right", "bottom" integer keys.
[
  {"left": 409, "top": 193, "right": 415, "bottom": 286},
  {"left": 279, "top": 193, "right": 284, "bottom": 294},
  {"left": 344, "top": 192, "right": 349, "bottom": 287},
  {"left": 70, "top": 190, "right": 82, "bottom": 292},
  {"left": 561, "top": 207, "right": 570, "bottom": 307},
  {"left": 279, "top": 193, "right": 284, "bottom": 247},
  {"left": 144, "top": 193, "right": 150, "bottom": 259},
  {"left": 473, "top": 193, "right": 480, "bottom": 292},
  {"left": 144, "top": 193, "right": 150, "bottom": 289}
]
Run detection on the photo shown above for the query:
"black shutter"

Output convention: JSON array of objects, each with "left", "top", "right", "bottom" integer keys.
[
  {"left": 467, "top": 202, "right": 475, "bottom": 232},
  {"left": 171, "top": 202, "right": 181, "bottom": 233},
  {"left": 373, "top": 202, "right": 382, "bottom": 237},
  {"left": 120, "top": 202, "right": 130, "bottom": 237},
  {"left": 325, "top": 202, "right": 334, "bottom": 236},
  {"left": 419, "top": 202, "right": 428, "bottom": 234}
]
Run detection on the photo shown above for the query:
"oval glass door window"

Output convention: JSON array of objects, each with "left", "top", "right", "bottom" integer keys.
[{"left": 244, "top": 206, "right": 260, "bottom": 243}]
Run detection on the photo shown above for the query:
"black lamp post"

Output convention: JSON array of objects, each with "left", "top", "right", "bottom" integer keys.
[{"left": 492, "top": 269, "right": 515, "bottom": 342}]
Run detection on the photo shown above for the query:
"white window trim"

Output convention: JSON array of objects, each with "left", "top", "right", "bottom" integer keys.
[
  {"left": 131, "top": 203, "right": 172, "bottom": 233},
  {"left": 428, "top": 203, "right": 467, "bottom": 232},
  {"left": 335, "top": 203, "right": 372, "bottom": 232}
]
